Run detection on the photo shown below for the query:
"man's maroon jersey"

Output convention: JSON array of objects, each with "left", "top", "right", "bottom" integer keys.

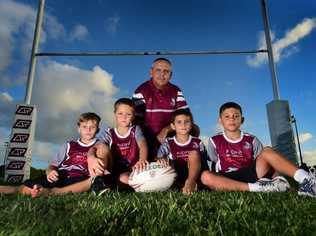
[{"left": 133, "top": 80, "right": 188, "bottom": 136}]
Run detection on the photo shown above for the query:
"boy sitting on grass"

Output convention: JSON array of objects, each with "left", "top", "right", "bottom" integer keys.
[
  {"left": 157, "top": 109, "right": 205, "bottom": 195},
  {"left": 87, "top": 98, "right": 148, "bottom": 193},
  {"left": 0, "top": 112, "right": 112, "bottom": 197},
  {"left": 201, "top": 102, "right": 316, "bottom": 197}
]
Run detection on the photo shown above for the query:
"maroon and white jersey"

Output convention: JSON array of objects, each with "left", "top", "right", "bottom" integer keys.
[
  {"left": 98, "top": 125, "right": 144, "bottom": 168},
  {"left": 132, "top": 80, "right": 189, "bottom": 135},
  {"left": 51, "top": 139, "right": 97, "bottom": 178},
  {"left": 157, "top": 135, "right": 205, "bottom": 166},
  {"left": 207, "top": 131, "right": 263, "bottom": 173}
]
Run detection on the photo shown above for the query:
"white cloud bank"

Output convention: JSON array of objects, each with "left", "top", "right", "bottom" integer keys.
[
  {"left": 298, "top": 132, "right": 313, "bottom": 144},
  {"left": 302, "top": 149, "right": 316, "bottom": 166},
  {"left": 33, "top": 60, "right": 118, "bottom": 144},
  {"left": 247, "top": 18, "right": 316, "bottom": 67},
  {"left": 0, "top": 0, "right": 121, "bottom": 166}
]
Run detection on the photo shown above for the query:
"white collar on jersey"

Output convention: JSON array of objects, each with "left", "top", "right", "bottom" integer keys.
[
  {"left": 77, "top": 138, "right": 97, "bottom": 147},
  {"left": 114, "top": 126, "right": 132, "bottom": 139},
  {"left": 222, "top": 131, "right": 244, "bottom": 143},
  {"left": 173, "top": 135, "right": 192, "bottom": 146}
]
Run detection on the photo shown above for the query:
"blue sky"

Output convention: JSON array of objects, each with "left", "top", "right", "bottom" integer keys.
[{"left": 0, "top": 0, "right": 316, "bottom": 168}]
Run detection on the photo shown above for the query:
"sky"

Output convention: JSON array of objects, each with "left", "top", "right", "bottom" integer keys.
[{"left": 0, "top": 0, "right": 316, "bottom": 168}]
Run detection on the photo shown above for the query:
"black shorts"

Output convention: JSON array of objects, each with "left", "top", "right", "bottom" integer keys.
[
  {"left": 23, "top": 174, "right": 89, "bottom": 189},
  {"left": 220, "top": 162, "right": 273, "bottom": 183}
]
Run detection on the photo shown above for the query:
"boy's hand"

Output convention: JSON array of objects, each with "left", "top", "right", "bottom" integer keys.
[
  {"left": 87, "top": 156, "right": 105, "bottom": 176},
  {"left": 157, "top": 126, "right": 171, "bottom": 143},
  {"left": 47, "top": 169, "right": 59, "bottom": 183},
  {"left": 157, "top": 158, "right": 169, "bottom": 168},
  {"left": 133, "top": 160, "right": 149, "bottom": 172}
]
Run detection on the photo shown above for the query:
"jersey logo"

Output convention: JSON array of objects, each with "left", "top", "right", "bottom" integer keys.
[
  {"left": 192, "top": 142, "right": 199, "bottom": 149},
  {"left": 170, "top": 98, "right": 176, "bottom": 107},
  {"left": 243, "top": 142, "right": 252, "bottom": 150}
]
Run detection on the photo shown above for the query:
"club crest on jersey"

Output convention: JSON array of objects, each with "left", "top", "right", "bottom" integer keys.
[
  {"left": 192, "top": 142, "right": 199, "bottom": 149},
  {"left": 170, "top": 98, "right": 176, "bottom": 107},
  {"left": 243, "top": 142, "right": 252, "bottom": 150}
]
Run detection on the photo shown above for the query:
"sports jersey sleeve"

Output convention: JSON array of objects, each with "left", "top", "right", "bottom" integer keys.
[
  {"left": 50, "top": 142, "right": 69, "bottom": 167},
  {"left": 175, "top": 90, "right": 189, "bottom": 110},
  {"left": 96, "top": 128, "right": 112, "bottom": 146},
  {"left": 132, "top": 89, "right": 146, "bottom": 118},
  {"left": 135, "top": 125, "right": 145, "bottom": 142},
  {"left": 252, "top": 136, "right": 263, "bottom": 159},
  {"left": 207, "top": 138, "right": 218, "bottom": 162},
  {"left": 157, "top": 140, "right": 171, "bottom": 159},
  {"left": 206, "top": 138, "right": 219, "bottom": 171}
]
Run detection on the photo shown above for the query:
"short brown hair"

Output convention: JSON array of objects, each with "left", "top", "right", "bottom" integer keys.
[
  {"left": 77, "top": 112, "right": 101, "bottom": 127},
  {"left": 114, "top": 98, "right": 135, "bottom": 113},
  {"left": 219, "top": 102, "right": 242, "bottom": 115},
  {"left": 152, "top": 57, "right": 172, "bottom": 67}
]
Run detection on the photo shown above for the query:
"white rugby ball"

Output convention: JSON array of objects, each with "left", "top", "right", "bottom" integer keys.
[{"left": 128, "top": 162, "right": 177, "bottom": 192}]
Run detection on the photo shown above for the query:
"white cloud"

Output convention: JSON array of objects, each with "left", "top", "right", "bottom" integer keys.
[
  {"left": 0, "top": 91, "right": 16, "bottom": 128},
  {"left": 0, "top": 0, "right": 35, "bottom": 73},
  {"left": 0, "top": 92, "right": 13, "bottom": 103},
  {"left": 70, "top": 24, "right": 89, "bottom": 41},
  {"left": 32, "top": 60, "right": 118, "bottom": 144},
  {"left": 247, "top": 17, "right": 316, "bottom": 67},
  {"left": 298, "top": 132, "right": 313, "bottom": 144},
  {"left": 32, "top": 140, "right": 59, "bottom": 167},
  {"left": 302, "top": 149, "right": 316, "bottom": 166},
  {"left": 0, "top": 0, "right": 66, "bottom": 88},
  {"left": 105, "top": 15, "right": 120, "bottom": 35}
]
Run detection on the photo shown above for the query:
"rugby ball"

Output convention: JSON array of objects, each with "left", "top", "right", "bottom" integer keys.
[{"left": 128, "top": 162, "right": 177, "bottom": 192}]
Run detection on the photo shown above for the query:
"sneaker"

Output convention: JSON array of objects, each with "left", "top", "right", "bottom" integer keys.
[
  {"left": 91, "top": 176, "right": 111, "bottom": 196},
  {"left": 298, "top": 167, "right": 316, "bottom": 197},
  {"left": 257, "top": 176, "right": 290, "bottom": 192}
]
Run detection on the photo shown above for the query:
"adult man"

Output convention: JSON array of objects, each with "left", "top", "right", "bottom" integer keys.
[{"left": 132, "top": 58, "right": 190, "bottom": 158}]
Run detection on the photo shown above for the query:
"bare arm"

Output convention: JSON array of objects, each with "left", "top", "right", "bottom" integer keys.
[
  {"left": 133, "top": 139, "right": 149, "bottom": 171},
  {"left": 46, "top": 165, "right": 59, "bottom": 183},
  {"left": 87, "top": 143, "right": 110, "bottom": 176},
  {"left": 157, "top": 125, "right": 172, "bottom": 144}
]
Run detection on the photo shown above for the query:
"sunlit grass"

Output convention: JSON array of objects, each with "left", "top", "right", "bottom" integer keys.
[{"left": 0, "top": 191, "right": 315, "bottom": 235}]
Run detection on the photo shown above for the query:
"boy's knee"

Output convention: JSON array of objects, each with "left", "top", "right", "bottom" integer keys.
[{"left": 200, "top": 170, "right": 213, "bottom": 185}]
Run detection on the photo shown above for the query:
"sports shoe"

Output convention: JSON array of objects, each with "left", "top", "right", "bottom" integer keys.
[
  {"left": 298, "top": 167, "right": 316, "bottom": 197},
  {"left": 91, "top": 175, "right": 111, "bottom": 196},
  {"left": 257, "top": 176, "right": 290, "bottom": 192}
]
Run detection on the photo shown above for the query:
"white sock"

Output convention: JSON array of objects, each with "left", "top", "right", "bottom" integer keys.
[
  {"left": 248, "top": 182, "right": 261, "bottom": 192},
  {"left": 293, "top": 169, "right": 309, "bottom": 184}
]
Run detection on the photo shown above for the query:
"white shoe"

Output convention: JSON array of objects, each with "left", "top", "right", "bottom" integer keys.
[
  {"left": 257, "top": 176, "right": 290, "bottom": 192},
  {"left": 298, "top": 167, "right": 316, "bottom": 197}
]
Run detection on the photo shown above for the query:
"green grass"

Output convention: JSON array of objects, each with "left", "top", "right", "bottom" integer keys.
[{"left": 0, "top": 191, "right": 315, "bottom": 236}]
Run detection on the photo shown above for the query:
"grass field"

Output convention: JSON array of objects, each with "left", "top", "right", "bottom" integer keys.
[{"left": 0, "top": 191, "right": 315, "bottom": 236}]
